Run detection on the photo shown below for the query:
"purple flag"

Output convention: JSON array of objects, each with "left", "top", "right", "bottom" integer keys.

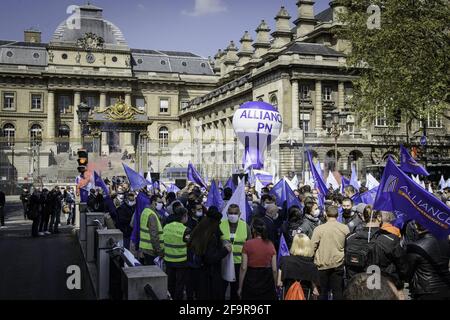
[
  {"left": 224, "top": 176, "right": 236, "bottom": 193},
  {"left": 94, "top": 171, "right": 109, "bottom": 196},
  {"left": 269, "top": 179, "right": 303, "bottom": 210},
  {"left": 400, "top": 145, "right": 430, "bottom": 176},
  {"left": 123, "top": 163, "right": 149, "bottom": 191},
  {"left": 94, "top": 171, "right": 117, "bottom": 220},
  {"left": 307, "top": 151, "right": 328, "bottom": 196},
  {"left": 187, "top": 163, "right": 207, "bottom": 189},
  {"left": 341, "top": 176, "right": 350, "bottom": 194},
  {"left": 205, "top": 180, "right": 224, "bottom": 210},
  {"left": 360, "top": 187, "right": 379, "bottom": 205},
  {"left": 277, "top": 233, "right": 290, "bottom": 267},
  {"left": 130, "top": 191, "right": 151, "bottom": 247},
  {"left": 374, "top": 157, "right": 450, "bottom": 239}
]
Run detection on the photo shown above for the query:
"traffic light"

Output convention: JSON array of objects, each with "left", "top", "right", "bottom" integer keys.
[{"left": 77, "top": 149, "right": 88, "bottom": 173}]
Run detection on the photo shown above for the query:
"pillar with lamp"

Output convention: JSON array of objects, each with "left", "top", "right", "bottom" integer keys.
[
  {"left": 77, "top": 102, "right": 91, "bottom": 149},
  {"left": 325, "top": 110, "right": 349, "bottom": 172}
]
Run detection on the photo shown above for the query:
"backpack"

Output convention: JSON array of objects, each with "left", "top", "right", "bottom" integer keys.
[
  {"left": 284, "top": 281, "right": 306, "bottom": 300},
  {"left": 345, "top": 230, "right": 382, "bottom": 272}
]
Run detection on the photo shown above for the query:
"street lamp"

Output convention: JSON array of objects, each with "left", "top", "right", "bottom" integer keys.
[
  {"left": 31, "top": 130, "right": 42, "bottom": 186},
  {"left": 325, "top": 110, "right": 347, "bottom": 172},
  {"left": 77, "top": 102, "right": 91, "bottom": 148}
]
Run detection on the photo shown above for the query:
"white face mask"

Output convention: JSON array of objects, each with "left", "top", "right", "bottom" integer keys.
[
  {"left": 203, "top": 197, "right": 207, "bottom": 203},
  {"left": 228, "top": 214, "right": 239, "bottom": 224},
  {"left": 273, "top": 213, "right": 279, "bottom": 220},
  {"left": 156, "top": 203, "right": 163, "bottom": 211},
  {"left": 127, "top": 201, "right": 136, "bottom": 207},
  {"left": 312, "top": 208, "right": 320, "bottom": 217},
  {"left": 195, "top": 210, "right": 203, "bottom": 217}
]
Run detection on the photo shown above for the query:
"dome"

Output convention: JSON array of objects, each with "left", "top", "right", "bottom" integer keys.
[{"left": 50, "top": 4, "right": 128, "bottom": 50}]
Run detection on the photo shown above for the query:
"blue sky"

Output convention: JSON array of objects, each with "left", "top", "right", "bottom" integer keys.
[{"left": 0, "top": 0, "right": 329, "bottom": 58}]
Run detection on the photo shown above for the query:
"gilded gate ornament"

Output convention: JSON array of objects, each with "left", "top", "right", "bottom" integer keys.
[{"left": 96, "top": 98, "right": 144, "bottom": 120}]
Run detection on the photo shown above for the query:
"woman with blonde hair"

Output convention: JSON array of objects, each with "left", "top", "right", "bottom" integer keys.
[{"left": 277, "top": 233, "right": 320, "bottom": 299}]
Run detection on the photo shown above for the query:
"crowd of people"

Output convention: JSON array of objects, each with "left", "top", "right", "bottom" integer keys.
[
  {"left": 20, "top": 186, "right": 76, "bottom": 237},
  {"left": 78, "top": 176, "right": 450, "bottom": 301}
]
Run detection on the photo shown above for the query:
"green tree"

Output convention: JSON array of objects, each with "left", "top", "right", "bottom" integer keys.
[{"left": 337, "top": 0, "right": 449, "bottom": 128}]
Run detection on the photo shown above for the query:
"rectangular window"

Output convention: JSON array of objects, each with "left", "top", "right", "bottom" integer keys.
[
  {"left": 300, "top": 85, "right": 310, "bottom": 100},
  {"left": 31, "top": 94, "right": 42, "bottom": 110},
  {"left": 160, "top": 98, "right": 169, "bottom": 113},
  {"left": 427, "top": 113, "right": 443, "bottom": 128},
  {"left": 136, "top": 97, "right": 146, "bottom": 111},
  {"left": 3, "top": 92, "right": 15, "bottom": 109},
  {"left": 300, "top": 113, "right": 310, "bottom": 132},
  {"left": 323, "top": 87, "right": 332, "bottom": 101},
  {"left": 85, "top": 96, "right": 98, "bottom": 109},
  {"left": 58, "top": 95, "right": 71, "bottom": 114},
  {"left": 375, "top": 107, "right": 387, "bottom": 127}
]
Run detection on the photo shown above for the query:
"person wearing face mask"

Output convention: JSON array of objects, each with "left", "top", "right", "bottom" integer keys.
[
  {"left": 220, "top": 204, "right": 252, "bottom": 300},
  {"left": 116, "top": 193, "right": 136, "bottom": 249},
  {"left": 341, "top": 197, "right": 363, "bottom": 233},
  {"left": 261, "top": 204, "right": 282, "bottom": 251},
  {"left": 344, "top": 206, "right": 408, "bottom": 294},
  {"left": 185, "top": 200, "right": 206, "bottom": 300},
  {"left": 298, "top": 201, "right": 322, "bottom": 239},
  {"left": 140, "top": 195, "right": 165, "bottom": 266},
  {"left": 251, "top": 194, "right": 276, "bottom": 222},
  {"left": 163, "top": 207, "right": 190, "bottom": 300},
  {"left": 311, "top": 205, "right": 350, "bottom": 300}
]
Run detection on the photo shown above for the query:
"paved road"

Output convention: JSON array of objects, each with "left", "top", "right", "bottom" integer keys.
[{"left": 0, "top": 201, "right": 95, "bottom": 300}]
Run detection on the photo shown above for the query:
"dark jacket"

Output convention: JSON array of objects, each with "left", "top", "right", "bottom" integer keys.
[
  {"left": 28, "top": 192, "right": 41, "bottom": 220},
  {"left": 345, "top": 227, "right": 408, "bottom": 288},
  {"left": 196, "top": 229, "right": 229, "bottom": 300},
  {"left": 20, "top": 191, "right": 30, "bottom": 205},
  {"left": 0, "top": 190, "right": 5, "bottom": 207},
  {"left": 116, "top": 203, "right": 135, "bottom": 238},
  {"left": 298, "top": 215, "right": 321, "bottom": 239},
  {"left": 279, "top": 255, "right": 320, "bottom": 296},
  {"left": 262, "top": 214, "right": 282, "bottom": 250},
  {"left": 281, "top": 219, "right": 303, "bottom": 250},
  {"left": 406, "top": 232, "right": 450, "bottom": 299},
  {"left": 343, "top": 212, "right": 364, "bottom": 234}
]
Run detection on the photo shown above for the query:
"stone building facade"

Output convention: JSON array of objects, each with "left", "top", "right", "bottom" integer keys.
[
  {"left": 179, "top": 1, "right": 450, "bottom": 182},
  {"left": 0, "top": 1, "right": 448, "bottom": 191}
]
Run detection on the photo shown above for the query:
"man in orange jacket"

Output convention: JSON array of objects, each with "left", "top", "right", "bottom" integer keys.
[{"left": 380, "top": 211, "right": 401, "bottom": 238}]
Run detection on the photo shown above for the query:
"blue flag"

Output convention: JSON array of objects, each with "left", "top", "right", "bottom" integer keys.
[
  {"left": 360, "top": 187, "right": 379, "bottom": 205},
  {"left": 351, "top": 193, "right": 363, "bottom": 205},
  {"left": 307, "top": 151, "right": 328, "bottom": 196},
  {"left": 94, "top": 171, "right": 109, "bottom": 196},
  {"left": 350, "top": 163, "right": 360, "bottom": 191},
  {"left": 167, "top": 184, "right": 180, "bottom": 193},
  {"left": 224, "top": 176, "right": 236, "bottom": 193},
  {"left": 94, "top": 171, "right": 117, "bottom": 220},
  {"left": 341, "top": 176, "right": 350, "bottom": 194},
  {"left": 187, "top": 163, "right": 207, "bottom": 189},
  {"left": 123, "top": 163, "right": 149, "bottom": 191},
  {"left": 270, "top": 179, "right": 285, "bottom": 207},
  {"left": 400, "top": 145, "right": 430, "bottom": 176},
  {"left": 130, "top": 191, "right": 151, "bottom": 247},
  {"left": 286, "top": 182, "right": 303, "bottom": 211},
  {"left": 206, "top": 180, "right": 224, "bottom": 210},
  {"left": 374, "top": 157, "right": 450, "bottom": 239},
  {"left": 277, "top": 233, "right": 290, "bottom": 266}
]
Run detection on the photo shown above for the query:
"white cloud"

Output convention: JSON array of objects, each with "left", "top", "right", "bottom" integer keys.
[{"left": 182, "top": 0, "right": 228, "bottom": 17}]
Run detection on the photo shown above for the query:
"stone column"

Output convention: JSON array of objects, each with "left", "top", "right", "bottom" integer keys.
[
  {"left": 100, "top": 92, "right": 109, "bottom": 155},
  {"left": 291, "top": 80, "right": 299, "bottom": 129},
  {"left": 121, "top": 93, "right": 134, "bottom": 154},
  {"left": 315, "top": 80, "right": 322, "bottom": 131},
  {"left": 72, "top": 91, "right": 81, "bottom": 149},
  {"left": 338, "top": 81, "right": 345, "bottom": 110},
  {"left": 47, "top": 91, "right": 55, "bottom": 138}
]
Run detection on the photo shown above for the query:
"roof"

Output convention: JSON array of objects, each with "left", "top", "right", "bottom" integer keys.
[
  {"left": 315, "top": 7, "right": 333, "bottom": 22},
  {"left": 284, "top": 42, "right": 345, "bottom": 57},
  {"left": 0, "top": 40, "right": 47, "bottom": 48}
]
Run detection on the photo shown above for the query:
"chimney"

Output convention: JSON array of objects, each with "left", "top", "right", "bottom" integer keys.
[
  {"left": 24, "top": 28, "right": 41, "bottom": 43},
  {"left": 237, "top": 31, "right": 254, "bottom": 66},
  {"left": 252, "top": 20, "right": 271, "bottom": 59},
  {"left": 330, "top": 0, "right": 347, "bottom": 25},
  {"left": 271, "top": 6, "right": 293, "bottom": 49},
  {"left": 223, "top": 41, "right": 239, "bottom": 74},
  {"left": 294, "top": 0, "right": 316, "bottom": 38},
  {"left": 214, "top": 49, "right": 225, "bottom": 76}
]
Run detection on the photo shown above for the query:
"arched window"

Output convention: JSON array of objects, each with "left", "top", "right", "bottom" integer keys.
[
  {"left": 159, "top": 126, "right": 169, "bottom": 148},
  {"left": 58, "top": 124, "right": 70, "bottom": 137},
  {"left": 30, "top": 124, "right": 42, "bottom": 140},
  {"left": 269, "top": 94, "right": 278, "bottom": 109},
  {"left": 3, "top": 123, "right": 15, "bottom": 146}
]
